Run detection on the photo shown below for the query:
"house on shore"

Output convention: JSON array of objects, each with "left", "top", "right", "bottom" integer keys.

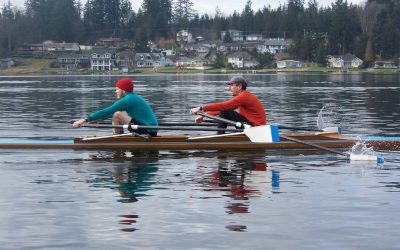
[
  {"left": 17, "top": 41, "right": 80, "bottom": 57},
  {"left": 177, "top": 30, "right": 193, "bottom": 46},
  {"left": 227, "top": 51, "right": 258, "bottom": 68},
  {"left": 374, "top": 60, "right": 398, "bottom": 69},
  {"left": 0, "top": 58, "right": 15, "bottom": 69},
  {"left": 221, "top": 30, "right": 245, "bottom": 41},
  {"left": 135, "top": 53, "right": 174, "bottom": 68},
  {"left": 257, "top": 38, "right": 287, "bottom": 54},
  {"left": 57, "top": 54, "right": 90, "bottom": 70},
  {"left": 327, "top": 53, "right": 363, "bottom": 68},
  {"left": 277, "top": 60, "right": 302, "bottom": 69},
  {"left": 90, "top": 48, "right": 116, "bottom": 71}
]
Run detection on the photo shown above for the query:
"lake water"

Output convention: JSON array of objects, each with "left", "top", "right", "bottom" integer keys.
[{"left": 0, "top": 73, "right": 399, "bottom": 249}]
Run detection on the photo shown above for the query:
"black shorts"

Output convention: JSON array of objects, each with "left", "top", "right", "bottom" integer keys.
[{"left": 129, "top": 119, "right": 158, "bottom": 137}]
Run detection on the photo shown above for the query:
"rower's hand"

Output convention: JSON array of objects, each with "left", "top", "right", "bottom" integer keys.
[
  {"left": 190, "top": 107, "right": 201, "bottom": 115},
  {"left": 73, "top": 118, "right": 86, "bottom": 128},
  {"left": 194, "top": 116, "right": 204, "bottom": 123}
]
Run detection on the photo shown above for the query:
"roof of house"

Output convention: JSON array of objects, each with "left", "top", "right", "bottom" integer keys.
[
  {"left": 58, "top": 54, "right": 88, "bottom": 59},
  {"left": 227, "top": 51, "right": 254, "bottom": 60},
  {"left": 330, "top": 53, "right": 360, "bottom": 61},
  {"left": 135, "top": 53, "right": 165, "bottom": 61},
  {"left": 264, "top": 38, "right": 286, "bottom": 46},
  {"left": 91, "top": 48, "right": 116, "bottom": 55}
]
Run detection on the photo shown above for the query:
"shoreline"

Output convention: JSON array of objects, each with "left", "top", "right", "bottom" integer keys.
[{"left": 1, "top": 58, "right": 399, "bottom": 76}]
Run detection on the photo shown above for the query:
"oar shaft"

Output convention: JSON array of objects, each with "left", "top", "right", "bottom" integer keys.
[
  {"left": 91, "top": 121, "right": 218, "bottom": 127},
  {"left": 277, "top": 125, "right": 319, "bottom": 132},
  {"left": 89, "top": 120, "right": 331, "bottom": 131},
  {"left": 198, "top": 111, "right": 244, "bottom": 127},
  {"left": 279, "top": 135, "right": 344, "bottom": 156},
  {"left": 83, "top": 124, "right": 241, "bottom": 132},
  {"left": 160, "top": 122, "right": 216, "bottom": 127}
]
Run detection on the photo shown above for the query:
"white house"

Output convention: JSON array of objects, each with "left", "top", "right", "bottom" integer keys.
[
  {"left": 217, "top": 43, "right": 241, "bottom": 53},
  {"left": 227, "top": 51, "right": 258, "bottom": 68},
  {"left": 221, "top": 30, "right": 245, "bottom": 41},
  {"left": 374, "top": 60, "right": 398, "bottom": 69},
  {"left": 135, "top": 53, "right": 174, "bottom": 68},
  {"left": 257, "top": 38, "right": 287, "bottom": 54},
  {"left": 246, "top": 33, "right": 263, "bottom": 41},
  {"left": 187, "top": 43, "right": 212, "bottom": 54},
  {"left": 90, "top": 48, "right": 116, "bottom": 71},
  {"left": 327, "top": 54, "right": 363, "bottom": 68},
  {"left": 43, "top": 40, "right": 80, "bottom": 53},
  {"left": 277, "top": 60, "right": 301, "bottom": 69},
  {"left": 177, "top": 30, "right": 193, "bottom": 45}
]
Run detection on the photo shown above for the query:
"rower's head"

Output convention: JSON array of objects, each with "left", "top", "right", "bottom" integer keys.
[
  {"left": 115, "top": 78, "right": 134, "bottom": 99},
  {"left": 226, "top": 76, "right": 247, "bottom": 96}
]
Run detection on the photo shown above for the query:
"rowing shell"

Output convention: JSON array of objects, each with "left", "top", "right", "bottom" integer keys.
[{"left": 0, "top": 132, "right": 399, "bottom": 150}]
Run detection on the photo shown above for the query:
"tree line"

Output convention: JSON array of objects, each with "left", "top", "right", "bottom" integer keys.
[{"left": 0, "top": 0, "right": 399, "bottom": 66}]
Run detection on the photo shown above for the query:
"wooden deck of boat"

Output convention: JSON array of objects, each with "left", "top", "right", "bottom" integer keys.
[{"left": 0, "top": 132, "right": 399, "bottom": 150}]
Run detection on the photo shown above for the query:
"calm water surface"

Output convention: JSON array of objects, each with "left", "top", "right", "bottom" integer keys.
[{"left": 0, "top": 73, "right": 399, "bottom": 249}]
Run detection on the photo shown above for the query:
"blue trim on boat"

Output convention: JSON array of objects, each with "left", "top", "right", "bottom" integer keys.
[
  {"left": 361, "top": 136, "right": 400, "bottom": 141},
  {"left": 270, "top": 125, "right": 280, "bottom": 142},
  {"left": 0, "top": 139, "right": 74, "bottom": 145}
]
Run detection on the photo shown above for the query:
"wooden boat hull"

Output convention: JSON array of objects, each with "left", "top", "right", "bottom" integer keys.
[{"left": 1, "top": 132, "right": 399, "bottom": 150}]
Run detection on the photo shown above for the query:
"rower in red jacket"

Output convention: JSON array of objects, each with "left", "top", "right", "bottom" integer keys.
[{"left": 190, "top": 76, "right": 266, "bottom": 134}]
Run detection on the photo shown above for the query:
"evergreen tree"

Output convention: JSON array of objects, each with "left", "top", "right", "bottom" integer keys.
[
  {"left": 140, "top": 0, "right": 172, "bottom": 40},
  {"left": 173, "top": 0, "right": 195, "bottom": 29},
  {"left": 241, "top": 0, "right": 254, "bottom": 33},
  {"left": 327, "top": 0, "right": 361, "bottom": 55},
  {"left": 222, "top": 31, "right": 232, "bottom": 43},
  {"left": 0, "top": 2, "right": 15, "bottom": 54},
  {"left": 285, "top": 0, "right": 304, "bottom": 37},
  {"left": 0, "top": 0, "right": 399, "bottom": 64},
  {"left": 83, "top": 0, "right": 132, "bottom": 40}
]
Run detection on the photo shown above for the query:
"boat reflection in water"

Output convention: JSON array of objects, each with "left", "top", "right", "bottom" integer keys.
[
  {"left": 195, "top": 153, "right": 281, "bottom": 232},
  {"left": 83, "top": 149, "right": 281, "bottom": 233}
]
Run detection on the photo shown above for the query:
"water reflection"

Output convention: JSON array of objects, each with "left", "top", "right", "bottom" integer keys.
[
  {"left": 87, "top": 150, "right": 159, "bottom": 232},
  {"left": 195, "top": 152, "right": 281, "bottom": 232}
]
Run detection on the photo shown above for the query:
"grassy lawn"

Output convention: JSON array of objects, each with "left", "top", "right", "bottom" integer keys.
[{"left": 0, "top": 58, "right": 63, "bottom": 75}]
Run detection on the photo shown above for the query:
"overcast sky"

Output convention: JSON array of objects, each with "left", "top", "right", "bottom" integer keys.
[{"left": 1, "top": 0, "right": 366, "bottom": 15}]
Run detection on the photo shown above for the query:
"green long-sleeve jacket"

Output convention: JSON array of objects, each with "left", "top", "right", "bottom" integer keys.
[{"left": 87, "top": 93, "right": 158, "bottom": 131}]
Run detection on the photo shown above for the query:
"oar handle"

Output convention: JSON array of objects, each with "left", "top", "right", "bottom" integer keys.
[{"left": 198, "top": 111, "right": 246, "bottom": 128}]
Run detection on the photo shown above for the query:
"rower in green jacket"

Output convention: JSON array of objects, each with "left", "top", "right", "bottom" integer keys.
[{"left": 73, "top": 78, "right": 158, "bottom": 136}]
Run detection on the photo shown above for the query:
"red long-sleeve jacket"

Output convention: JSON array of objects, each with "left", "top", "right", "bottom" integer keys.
[{"left": 203, "top": 91, "right": 266, "bottom": 126}]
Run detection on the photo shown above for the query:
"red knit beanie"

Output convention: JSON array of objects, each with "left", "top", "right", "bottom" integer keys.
[{"left": 116, "top": 78, "right": 134, "bottom": 92}]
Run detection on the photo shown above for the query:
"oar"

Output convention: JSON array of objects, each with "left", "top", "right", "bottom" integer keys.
[
  {"left": 90, "top": 121, "right": 340, "bottom": 132},
  {"left": 83, "top": 124, "right": 242, "bottom": 133},
  {"left": 197, "top": 111, "right": 279, "bottom": 143},
  {"left": 275, "top": 124, "right": 341, "bottom": 133},
  {"left": 194, "top": 113, "right": 340, "bottom": 132},
  {"left": 92, "top": 121, "right": 218, "bottom": 127},
  {"left": 279, "top": 134, "right": 384, "bottom": 163},
  {"left": 198, "top": 111, "right": 384, "bottom": 163}
]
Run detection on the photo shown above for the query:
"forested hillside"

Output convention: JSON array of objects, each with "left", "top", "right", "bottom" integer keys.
[{"left": 0, "top": 0, "right": 399, "bottom": 65}]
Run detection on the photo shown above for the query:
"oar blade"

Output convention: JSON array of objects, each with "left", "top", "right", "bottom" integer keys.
[
  {"left": 244, "top": 125, "right": 280, "bottom": 143},
  {"left": 349, "top": 154, "right": 385, "bottom": 164},
  {"left": 321, "top": 127, "right": 341, "bottom": 133}
]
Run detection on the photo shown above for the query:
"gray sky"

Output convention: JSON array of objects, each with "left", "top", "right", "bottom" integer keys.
[{"left": 2, "top": 0, "right": 366, "bottom": 14}]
